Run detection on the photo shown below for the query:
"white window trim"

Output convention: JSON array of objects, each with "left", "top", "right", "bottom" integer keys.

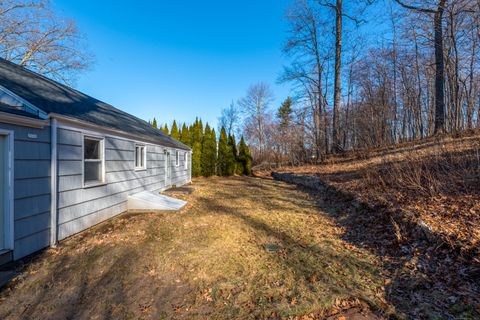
[
  {"left": 164, "top": 149, "right": 170, "bottom": 187},
  {"left": 0, "top": 129, "right": 14, "bottom": 250},
  {"left": 134, "top": 144, "right": 147, "bottom": 171},
  {"left": 82, "top": 134, "right": 106, "bottom": 188},
  {"left": 175, "top": 150, "right": 180, "bottom": 167},
  {"left": 184, "top": 152, "right": 188, "bottom": 170}
]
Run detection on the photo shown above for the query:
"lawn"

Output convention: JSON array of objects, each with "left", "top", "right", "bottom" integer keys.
[{"left": 0, "top": 177, "right": 389, "bottom": 319}]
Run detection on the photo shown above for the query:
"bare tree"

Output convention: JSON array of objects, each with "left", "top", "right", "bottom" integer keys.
[
  {"left": 318, "top": 0, "right": 343, "bottom": 152},
  {"left": 394, "top": 0, "right": 447, "bottom": 134},
  {"left": 218, "top": 101, "right": 241, "bottom": 136},
  {"left": 0, "top": 0, "right": 92, "bottom": 84},
  {"left": 238, "top": 82, "right": 275, "bottom": 157},
  {"left": 280, "top": 0, "right": 333, "bottom": 157}
]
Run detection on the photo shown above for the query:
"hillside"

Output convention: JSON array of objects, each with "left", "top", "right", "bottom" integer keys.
[{"left": 258, "top": 133, "right": 480, "bottom": 318}]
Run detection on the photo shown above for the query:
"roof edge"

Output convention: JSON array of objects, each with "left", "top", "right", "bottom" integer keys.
[
  {"left": 0, "top": 111, "right": 48, "bottom": 128},
  {"left": 50, "top": 113, "right": 191, "bottom": 150}
]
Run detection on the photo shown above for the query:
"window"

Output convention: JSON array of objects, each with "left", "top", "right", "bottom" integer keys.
[
  {"left": 83, "top": 136, "right": 104, "bottom": 185},
  {"left": 135, "top": 144, "right": 146, "bottom": 170},
  {"left": 184, "top": 152, "right": 188, "bottom": 169},
  {"left": 175, "top": 150, "right": 179, "bottom": 166}
]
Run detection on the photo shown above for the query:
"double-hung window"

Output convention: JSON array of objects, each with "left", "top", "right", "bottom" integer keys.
[
  {"left": 135, "top": 144, "right": 146, "bottom": 170},
  {"left": 83, "top": 136, "right": 104, "bottom": 185}
]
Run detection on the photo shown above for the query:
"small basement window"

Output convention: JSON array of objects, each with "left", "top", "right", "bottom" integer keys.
[
  {"left": 135, "top": 144, "right": 146, "bottom": 170},
  {"left": 175, "top": 150, "right": 179, "bottom": 166},
  {"left": 84, "top": 136, "right": 104, "bottom": 185}
]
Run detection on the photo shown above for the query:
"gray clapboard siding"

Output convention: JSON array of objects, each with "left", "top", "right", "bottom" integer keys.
[
  {"left": 58, "top": 128, "right": 82, "bottom": 146},
  {"left": 56, "top": 131, "right": 190, "bottom": 240},
  {"left": 14, "top": 194, "right": 50, "bottom": 220},
  {"left": 14, "top": 177, "right": 50, "bottom": 199},
  {"left": 14, "top": 160, "right": 50, "bottom": 179},
  {"left": 14, "top": 212, "right": 50, "bottom": 240},
  {"left": 14, "top": 229, "right": 50, "bottom": 260},
  {"left": 58, "top": 160, "right": 83, "bottom": 176},
  {"left": 106, "top": 149, "right": 134, "bottom": 161},
  {"left": 0, "top": 122, "right": 52, "bottom": 260},
  {"left": 58, "top": 174, "right": 83, "bottom": 192},
  {"left": 57, "top": 144, "right": 82, "bottom": 160},
  {"left": 58, "top": 202, "right": 127, "bottom": 240},
  {"left": 14, "top": 140, "right": 50, "bottom": 160}
]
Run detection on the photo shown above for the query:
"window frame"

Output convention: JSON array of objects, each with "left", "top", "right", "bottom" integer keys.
[
  {"left": 82, "top": 134, "right": 105, "bottom": 188},
  {"left": 184, "top": 152, "right": 188, "bottom": 170},
  {"left": 175, "top": 150, "right": 180, "bottom": 167},
  {"left": 134, "top": 144, "right": 147, "bottom": 171}
]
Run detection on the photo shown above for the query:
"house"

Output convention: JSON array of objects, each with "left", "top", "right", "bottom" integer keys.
[{"left": 0, "top": 58, "right": 192, "bottom": 263}]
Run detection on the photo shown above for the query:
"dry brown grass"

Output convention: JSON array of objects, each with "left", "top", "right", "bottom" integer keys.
[
  {"left": 264, "top": 134, "right": 480, "bottom": 319},
  {"left": 0, "top": 177, "right": 389, "bottom": 320},
  {"left": 270, "top": 134, "right": 480, "bottom": 254}
]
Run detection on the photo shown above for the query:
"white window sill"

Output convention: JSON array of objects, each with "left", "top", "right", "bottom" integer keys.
[
  {"left": 134, "top": 167, "right": 147, "bottom": 172},
  {"left": 83, "top": 181, "right": 107, "bottom": 189}
]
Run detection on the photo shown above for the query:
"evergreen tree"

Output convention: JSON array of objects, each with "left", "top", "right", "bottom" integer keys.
[
  {"left": 191, "top": 118, "right": 204, "bottom": 177},
  {"left": 227, "top": 134, "right": 237, "bottom": 175},
  {"left": 180, "top": 123, "right": 190, "bottom": 146},
  {"left": 170, "top": 120, "right": 180, "bottom": 140},
  {"left": 237, "top": 136, "right": 252, "bottom": 176},
  {"left": 201, "top": 124, "right": 217, "bottom": 176},
  {"left": 162, "top": 124, "right": 169, "bottom": 135},
  {"left": 152, "top": 118, "right": 158, "bottom": 129},
  {"left": 277, "top": 97, "right": 293, "bottom": 129},
  {"left": 217, "top": 127, "right": 234, "bottom": 176}
]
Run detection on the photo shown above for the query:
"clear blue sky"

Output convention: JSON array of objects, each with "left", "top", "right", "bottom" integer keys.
[{"left": 53, "top": 0, "right": 292, "bottom": 129}]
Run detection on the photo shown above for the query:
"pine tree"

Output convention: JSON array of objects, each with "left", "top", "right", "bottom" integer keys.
[
  {"left": 201, "top": 124, "right": 217, "bottom": 176},
  {"left": 237, "top": 136, "right": 252, "bottom": 176},
  {"left": 180, "top": 123, "right": 190, "bottom": 146},
  {"left": 277, "top": 97, "right": 293, "bottom": 129},
  {"left": 152, "top": 118, "right": 158, "bottom": 129},
  {"left": 162, "top": 124, "right": 169, "bottom": 135},
  {"left": 170, "top": 120, "right": 180, "bottom": 140}
]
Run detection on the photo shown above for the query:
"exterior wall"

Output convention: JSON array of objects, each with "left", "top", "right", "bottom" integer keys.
[
  {"left": 56, "top": 125, "right": 191, "bottom": 240},
  {"left": 0, "top": 122, "right": 51, "bottom": 260}
]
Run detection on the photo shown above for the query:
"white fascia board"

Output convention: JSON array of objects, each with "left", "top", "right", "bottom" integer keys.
[{"left": 0, "top": 111, "right": 48, "bottom": 128}]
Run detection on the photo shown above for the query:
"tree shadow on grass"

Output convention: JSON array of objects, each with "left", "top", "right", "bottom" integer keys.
[
  {"left": 192, "top": 188, "right": 389, "bottom": 318},
  {"left": 0, "top": 213, "right": 197, "bottom": 320},
  {"left": 267, "top": 173, "right": 480, "bottom": 319}
]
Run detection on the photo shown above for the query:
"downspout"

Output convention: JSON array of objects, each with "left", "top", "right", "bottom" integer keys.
[
  {"left": 189, "top": 150, "right": 192, "bottom": 183},
  {"left": 50, "top": 118, "right": 58, "bottom": 246}
]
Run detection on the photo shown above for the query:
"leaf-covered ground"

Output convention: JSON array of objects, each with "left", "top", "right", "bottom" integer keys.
[
  {"left": 264, "top": 134, "right": 480, "bottom": 319},
  {"left": 0, "top": 177, "right": 390, "bottom": 319}
]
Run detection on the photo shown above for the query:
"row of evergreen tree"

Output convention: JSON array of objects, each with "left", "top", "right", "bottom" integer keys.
[{"left": 150, "top": 118, "right": 252, "bottom": 177}]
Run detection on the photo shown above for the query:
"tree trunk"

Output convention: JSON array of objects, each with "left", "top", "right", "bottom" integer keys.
[
  {"left": 332, "top": 0, "right": 343, "bottom": 152},
  {"left": 433, "top": 0, "right": 446, "bottom": 134}
]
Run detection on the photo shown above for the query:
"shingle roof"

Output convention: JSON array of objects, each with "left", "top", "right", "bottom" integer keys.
[{"left": 0, "top": 58, "right": 190, "bottom": 150}]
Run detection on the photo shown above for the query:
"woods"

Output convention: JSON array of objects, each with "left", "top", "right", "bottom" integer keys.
[{"left": 229, "top": 0, "right": 480, "bottom": 165}]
